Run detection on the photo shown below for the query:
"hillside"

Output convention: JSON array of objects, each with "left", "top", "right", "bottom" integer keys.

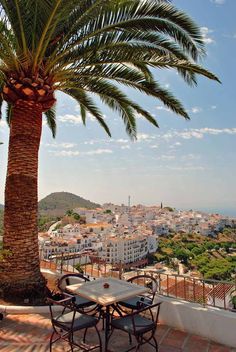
[
  {"left": 38, "top": 192, "right": 100, "bottom": 216},
  {"left": 0, "top": 204, "right": 3, "bottom": 210}
]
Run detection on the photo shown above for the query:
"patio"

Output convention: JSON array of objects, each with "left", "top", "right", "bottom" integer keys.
[{"left": 0, "top": 313, "right": 235, "bottom": 352}]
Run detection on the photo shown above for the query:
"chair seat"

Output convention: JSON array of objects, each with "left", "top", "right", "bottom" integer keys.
[
  {"left": 53, "top": 311, "right": 98, "bottom": 331},
  {"left": 111, "top": 315, "right": 156, "bottom": 335},
  {"left": 74, "top": 295, "right": 95, "bottom": 308},
  {"left": 119, "top": 296, "right": 152, "bottom": 310}
]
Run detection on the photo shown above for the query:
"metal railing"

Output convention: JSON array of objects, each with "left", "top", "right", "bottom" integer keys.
[{"left": 40, "top": 250, "right": 236, "bottom": 311}]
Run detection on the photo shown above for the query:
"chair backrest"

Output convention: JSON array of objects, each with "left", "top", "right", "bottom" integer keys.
[
  {"left": 47, "top": 293, "right": 76, "bottom": 333},
  {"left": 130, "top": 301, "right": 161, "bottom": 335},
  {"left": 127, "top": 274, "right": 158, "bottom": 301},
  {"left": 58, "top": 273, "right": 90, "bottom": 291}
]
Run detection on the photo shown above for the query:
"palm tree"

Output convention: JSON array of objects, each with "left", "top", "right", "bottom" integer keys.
[{"left": 0, "top": 0, "right": 219, "bottom": 302}]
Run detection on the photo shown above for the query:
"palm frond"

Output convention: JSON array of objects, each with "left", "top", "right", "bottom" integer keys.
[
  {"left": 64, "top": 88, "right": 111, "bottom": 137},
  {"left": 44, "top": 105, "right": 57, "bottom": 138},
  {"left": 6, "top": 103, "right": 12, "bottom": 126}
]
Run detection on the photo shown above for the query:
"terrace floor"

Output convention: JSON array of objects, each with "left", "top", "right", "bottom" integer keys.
[{"left": 0, "top": 313, "right": 235, "bottom": 352}]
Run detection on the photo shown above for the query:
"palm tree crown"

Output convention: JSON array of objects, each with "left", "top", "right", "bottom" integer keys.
[{"left": 0, "top": 0, "right": 219, "bottom": 138}]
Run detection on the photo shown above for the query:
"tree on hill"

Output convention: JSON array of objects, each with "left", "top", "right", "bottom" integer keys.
[{"left": 0, "top": 0, "right": 219, "bottom": 302}]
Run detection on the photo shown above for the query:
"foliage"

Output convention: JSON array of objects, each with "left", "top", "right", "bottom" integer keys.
[
  {"left": 0, "top": 0, "right": 219, "bottom": 137},
  {"left": 38, "top": 215, "right": 58, "bottom": 232},
  {"left": 104, "top": 209, "right": 112, "bottom": 214},
  {"left": 74, "top": 263, "right": 84, "bottom": 274},
  {"left": 65, "top": 209, "right": 81, "bottom": 221},
  {"left": 156, "top": 233, "right": 236, "bottom": 280}
]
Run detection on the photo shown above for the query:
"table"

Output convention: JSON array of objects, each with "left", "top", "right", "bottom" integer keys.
[{"left": 66, "top": 277, "right": 148, "bottom": 351}]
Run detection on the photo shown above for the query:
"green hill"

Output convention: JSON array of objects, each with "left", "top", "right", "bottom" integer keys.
[{"left": 38, "top": 192, "right": 100, "bottom": 216}]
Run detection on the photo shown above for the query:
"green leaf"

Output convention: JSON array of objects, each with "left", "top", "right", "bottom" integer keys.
[{"left": 44, "top": 106, "right": 57, "bottom": 138}]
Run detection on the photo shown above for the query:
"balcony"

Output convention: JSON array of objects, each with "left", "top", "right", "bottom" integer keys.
[{"left": 36, "top": 256, "right": 236, "bottom": 349}]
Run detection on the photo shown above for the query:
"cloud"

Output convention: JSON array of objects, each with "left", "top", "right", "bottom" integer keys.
[
  {"left": 157, "top": 155, "right": 175, "bottom": 161},
  {"left": 200, "top": 27, "right": 215, "bottom": 44},
  {"left": 84, "top": 149, "right": 113, "bottom": 155},
  {"left": 121, "top": 145, "right": 130, "bottom": 150},
  {"left": 191, "top": 107, "right": 202, "bottom": 114},
  {"left": 161, "top": 127, "right": 236, "bottom": 141},
  {"left": 45, "top": 142, "right": 77, "bottom": 149},
  {"left": 156, "top": 106, "right": 172, "bottom": 113},
  {"left": 116, "top": 139, "right": 129, "bottom": 144},
  {"left": 211, "top": 105, "right": 217, "bottom": 110},
  {"left": 169, "top": 142, "right": 182, "bottom": 149},
  {"left": 167, "top": 166, "right": 205, "bottom": 171},
  {"left": 51, "top": 148, "right": 113, "bottom": 157},
  {"left": 137, "top": 133, "right": 155, "bottom": 142},
  {"left": 58, "top": 114, "right": 82, "bottom": 125},
  {"left": 150, "top": 144, "right": 159, "bottom": 149},
  {"left": 211, "top": 0, "right": 226, "bottom": 4},
  {"left": 181, "top": 154, "right": 200, "bottom": 161}
]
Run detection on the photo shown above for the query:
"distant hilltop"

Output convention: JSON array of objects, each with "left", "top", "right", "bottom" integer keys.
[{"left": 38, "top": 192, "right": 100, "bottom": 216}]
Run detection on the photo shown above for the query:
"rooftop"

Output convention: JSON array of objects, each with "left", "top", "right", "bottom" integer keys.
[{"left": 0, "top": 313, "right": 235, "bottom": 352}]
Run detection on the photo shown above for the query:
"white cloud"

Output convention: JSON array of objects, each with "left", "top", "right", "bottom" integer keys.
[
  {"left": 161, "top": 127, "right": 236, "bottom": 141},
  {"left": 137, "top": 133, "right": 155, "bottom": 142},
  {"left": 191, "top": 106, "right": 202, "bottom": 114},
  {"left": 116, "top": 139, "right": 129, "bottom": 144},
  {"left": 121, "top": 145, "right": 130, "bottom": 150},
  {"left": 156, "top": 106, "right": 172, "bottom": 113},
  {"left": 167, "top": 166, "right": 205, "bottom": 171},
  {"left": 181, "top": 154, "right": 200, "bottom": 161},
  {"left": 52, "top": 150, "right": 81, "bottom": 157},
  {"left": 84, "top": 140, "right": 95, "bottom": 145},
  {"left": 169, "top": 142, "right": 182, "bottom": 149},
  {"left": 58, "top": 114, "right": 82, "bottom": 125},
  {"left": 211, "top": 0, "right": 226, "bottom": 4},
  {"left": 45, "top": 142, "right": 77, "bottom": 149},
  {"left": 157, "top": 155, "right": 175, "bottom": 161},
  {"left": 200, "top": 27, "right": 215, "bottom": 44},
  {"left": 84, "top": 149, "right": 113, "bottom": 155},
  {"left": 51, "top": 148, "right": 113, "bottom": 157},
  {"left": 150, "top": 145, "right": 159, "bottom": 149},
  {"left": 211, "top": 105, "right": 217, "bottom": 110}
]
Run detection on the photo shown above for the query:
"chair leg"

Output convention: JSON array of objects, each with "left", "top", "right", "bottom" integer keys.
[
  {"left": 49, "top": 331, "right": 55, "bottom": 352},
  {"left": 129, "top": 333, "right": 132, "bottom": 345},
  {"left": 95, "top": 325, "right": 103, "bottom": 352},
  {"left": 69, "top": 332, "right": 74, "bottom": 352},
  {"left": 152, "top": 335, "right": 159, "bottom": 352},
  {"left": 83, "top": 328, "right": 88, "bottom": 343}
]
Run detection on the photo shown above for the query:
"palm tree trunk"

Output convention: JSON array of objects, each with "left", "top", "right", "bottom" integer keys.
[{"left": 0, "top": 99, "right": 46, "bottom": 302}]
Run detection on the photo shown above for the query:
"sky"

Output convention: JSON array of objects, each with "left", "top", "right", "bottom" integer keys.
[{"left": 0, "top": 0, "right": 236, "bottom": 216}]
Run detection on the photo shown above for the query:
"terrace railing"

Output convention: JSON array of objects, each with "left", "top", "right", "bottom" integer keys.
[{"left": 40, "top": 250, "right": 236, "bottom": 311}]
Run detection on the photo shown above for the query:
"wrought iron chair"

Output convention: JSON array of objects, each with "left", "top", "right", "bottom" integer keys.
[
  {"left": 58, "top": 273, "right": 95, "bottom": 310},
  {"left": 108, "top": 301, "right": 161, "bottom": 352},
  {"left": 48, "top": 292, "right": 102, "bottom": 352},
  {"left": 117, "top": 274, "right": 158, "bottom": 311}
]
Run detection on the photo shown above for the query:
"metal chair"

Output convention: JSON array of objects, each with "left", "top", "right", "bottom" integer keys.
[
  {"left": 58, "top": 273, "right": 95, "bottom": 309},
  {"left": 48, "top": 292, "right": 102, "bottom": 352},
  {"left": 117, "top": 274, "right": 158, "bottom": 311},
  {"left": 108, "top": 301, "right": 161, "bottom": 352}
]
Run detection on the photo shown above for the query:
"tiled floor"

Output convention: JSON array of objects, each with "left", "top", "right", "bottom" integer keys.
[{"left": 0, "top": 313, "right": 235, "bottom": 352}]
